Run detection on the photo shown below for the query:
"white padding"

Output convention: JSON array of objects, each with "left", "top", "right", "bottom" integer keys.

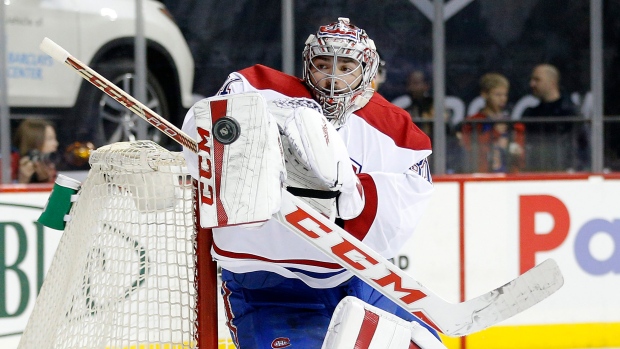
[
  {"left": 270, "top": 98, "right": 344, "bottom": 190},
  {"left": 322, "top": 297, "right": 411, "bottom": 349},
  {"left": 322, "top": 297, "right": 448, "bottom": 349},
  {"left": 269, "top": 98, "right": 362, "bottom": 220},
  {"left": 194, "top": 92, "right": 285, "bottom": 228}
]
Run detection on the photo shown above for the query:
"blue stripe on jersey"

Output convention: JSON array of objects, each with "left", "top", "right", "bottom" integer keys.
[{"left": 286, "top": 267, "right": 348, "bottom": 280}]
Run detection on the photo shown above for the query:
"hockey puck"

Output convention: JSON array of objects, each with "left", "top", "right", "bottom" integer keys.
[{"left": 213, "top": 117, "right": 241, "bottom": 144}]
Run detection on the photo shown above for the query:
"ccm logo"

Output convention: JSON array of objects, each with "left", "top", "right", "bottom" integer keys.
[
  {"left": 68, "top": 59, "right": 180, "bottom": 138},
  {"left": 144, "top": 112, "right": 178, "bottom": 137},
  {"left": 197, "top": 126, "right": 214, "bottom": 205},
  {"left": 89, "top": 74, "right": 179, "bottom": 137},
  {"left": 271, "top": 337, "right": 291, "bottom": 348},
  {"left": 87, "top": 74, "right": 136, "bottom": 110},
  {"left": 284, "top": 207, "right": 427, "bottom": 305},
  {"left": 66, "top": 58, "right": 136, "bottom": 112}
]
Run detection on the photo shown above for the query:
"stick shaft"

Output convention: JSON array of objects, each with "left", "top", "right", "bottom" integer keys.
[
  {"left": 40, "top": 37, "right": 198, "bottom": 152},
  {"left": 276, "top": 193, "right": 563, "bottom": 336}
]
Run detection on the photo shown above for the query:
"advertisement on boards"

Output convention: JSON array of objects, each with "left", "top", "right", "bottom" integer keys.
[{"left": 2, "top": 176, "right": 620, "bottom": 349}]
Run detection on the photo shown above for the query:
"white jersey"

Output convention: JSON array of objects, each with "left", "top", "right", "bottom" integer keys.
[{"left": 182, "top": 65, "right": 433, "bottom": 288}]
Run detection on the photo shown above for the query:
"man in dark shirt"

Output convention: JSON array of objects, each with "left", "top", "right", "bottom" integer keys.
[
  {"left": 391, "top": 70, "right": 431, "bottom": 120},
  {"left": 522, "top": 64, "right": 589, "bottom": 171}
]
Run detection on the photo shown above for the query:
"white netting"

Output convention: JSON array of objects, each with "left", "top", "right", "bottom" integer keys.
[{"left": 18, "top": 141, "right": 200, "bottom": 349}]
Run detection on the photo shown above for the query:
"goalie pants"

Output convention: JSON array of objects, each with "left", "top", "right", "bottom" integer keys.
[{"left": 220, "top": 269, "right": 440, "bottom": 349}]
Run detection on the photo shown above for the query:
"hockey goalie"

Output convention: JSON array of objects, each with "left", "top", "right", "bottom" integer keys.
[
  {"left": 26, "top": 16, "right": 564, "bottom": 349},
  {"left": 181, "top": 17, "right": 443, "bottom": 349}
]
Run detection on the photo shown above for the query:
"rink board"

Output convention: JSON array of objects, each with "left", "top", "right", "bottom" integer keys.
[{"left": 2, "top": 174, "right": 620, "bottom": 349}]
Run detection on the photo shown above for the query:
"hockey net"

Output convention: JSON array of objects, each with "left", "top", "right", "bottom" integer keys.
[{"left": 18, "top": 141, "right": 234, "bottom": 349}]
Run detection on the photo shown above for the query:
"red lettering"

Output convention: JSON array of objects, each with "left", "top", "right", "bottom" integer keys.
[
  {"left": 201, "top": 158, "right": 213, "bottom": 180},
  {"left": 115, "top": 93, "right": 135, "bottom": 109},
  {"left": 89, "top": 76, "right": 136, "bottom": 109},
  {"left": 285, "top": 207, "right": 427, "bottom": 306},
  {"left": 197, "top": 127, "right": 212, "bottom": 152},
  {"left": 103, "top": 85, "right": 117, "bottom": 99},
  {"left": 331, "top": 239, "right": 377, "bottom": 270},
  {"left": 196, "top": 125, "right": 214, "bottom": 205},
  {"left": 196, "top": 126, "right": 213, "bottom": 177},
  {"left": 519, "top": 195, "right": 570, "bottom": 273},
  {"left": 285, "top": 208, "right": 332, "bottom": 239},
  {"left": 148, "top": 116, "right": 162, "bottom": 126},
  {"left": 144, "top": 115, "right": 177, "bottom": 136},
  {"left": 89, "top": 75, "right": 105, "bottom": 89},
  {"left": 67, "top": 58, "right": 81, "bottom": 70},
  {"left": 199, "top": 181, "right": 214, "bottom": 205},
  {"left": 374, "top": 271, "right": 427, "bottom": 304}
]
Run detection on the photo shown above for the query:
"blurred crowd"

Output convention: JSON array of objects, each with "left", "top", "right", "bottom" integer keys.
[
  {"left": 2, "top": 60, "right": 590, "bottom": 185},
  {"left": 382, "top": 63, "right": 590, "bottom": 174}
]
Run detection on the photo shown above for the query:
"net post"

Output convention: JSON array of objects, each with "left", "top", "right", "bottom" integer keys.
[{"left": 193, "top": 178, "right": 219, "bottom": 348}]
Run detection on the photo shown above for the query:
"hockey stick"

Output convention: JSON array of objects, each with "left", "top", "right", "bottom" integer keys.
[
  {"left": 39, "top": 38, "right": 198, "bottom": 153},
  {"left": 40, "top": 37, "right": 564, "bottom": 337}
]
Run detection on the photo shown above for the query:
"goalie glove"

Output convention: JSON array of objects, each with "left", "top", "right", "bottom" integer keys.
[
  {"left": 268, "top": 98, "right": 364, "bottom": 221},
  {"left": 322, "top": 296, "right": 447, "bottom": 349}
]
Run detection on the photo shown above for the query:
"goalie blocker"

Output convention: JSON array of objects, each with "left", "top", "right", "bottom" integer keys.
[{"left": 193, "top": 92, "right": 285, "bottom": 228}]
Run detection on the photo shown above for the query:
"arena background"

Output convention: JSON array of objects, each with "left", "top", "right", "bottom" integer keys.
[
  {"left": 2, "top": 1, "right": 620, "bottom": 348},
  {"left": 158, "top": 0, "right": 620, "bottom": 173}
]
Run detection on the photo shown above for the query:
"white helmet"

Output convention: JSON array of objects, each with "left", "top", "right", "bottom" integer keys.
[{"left": 302, "top": 18, "right": 380, "bottom": 127}]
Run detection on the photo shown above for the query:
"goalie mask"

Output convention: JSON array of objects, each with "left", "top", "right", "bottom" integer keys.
[{"left": 302, "top": 17, "right": 380, "bottom": 128}]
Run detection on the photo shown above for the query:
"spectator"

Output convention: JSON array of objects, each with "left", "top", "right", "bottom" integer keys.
[
  {"left": 391, "top": 69, "right": 431, "bottom": 120},
  {"left": 13, "top": 119, "right": 59, "bottom": 184},
  {"left": 415, "top": 97, "right": 463, "bottom": 174},
  {"left": 461, "top": 73, "right": 525, "bottom": 173},
  {"left": 524, "top": 64, "right": 576, "bottom": 117},
  {"left": 412, "top": 95, "right": 434, "bottom": 136},
  {"left": 522, "top": 63, "right": 589, "bottom": 171}
]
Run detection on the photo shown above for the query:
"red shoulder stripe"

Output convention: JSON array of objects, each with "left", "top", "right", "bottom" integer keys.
[
  {"left": 356, "top": 94, "right": 432, "bottom": 151},
  {"left": 238, "top": 64, "right": 313, "bottom": 98},
  {"left": 239, "top": 65, "right": 430, "bottom": 151}
]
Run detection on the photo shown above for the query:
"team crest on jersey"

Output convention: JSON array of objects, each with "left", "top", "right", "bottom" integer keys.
[
  {"left": 217, "top": 76, "right": 241, "bottom": 95},
  {"left": 410, "top": 158, "right": 432, "bottom": 184},
  {"left": 271, "top": 337, "right": 291, "bottom": 348}
]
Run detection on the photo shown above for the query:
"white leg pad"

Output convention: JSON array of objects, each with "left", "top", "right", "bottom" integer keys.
[
  {"left": 194, "top": 92, "right": 285, "bottom": 228},
  {"left": 322, "top": 296, "right": 447, "bottom": 349}
]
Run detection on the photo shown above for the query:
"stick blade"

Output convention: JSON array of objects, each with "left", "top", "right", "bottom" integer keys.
[{"left": 445, "top": 258, "right": 564, "bottom": 336}]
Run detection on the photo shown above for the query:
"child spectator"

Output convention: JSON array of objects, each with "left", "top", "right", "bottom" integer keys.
[{"left": 460, "top": 73, "right": 525, "bottom": 173}]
